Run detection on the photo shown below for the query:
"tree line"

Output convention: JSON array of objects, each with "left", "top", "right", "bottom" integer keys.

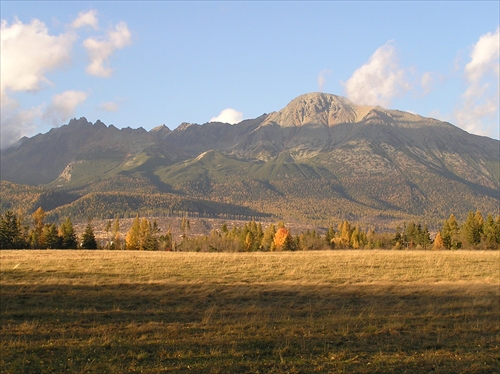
[
  {"left": 1, "top": 207, "right": 499, "bottom": 250},
  {"left": 0, "top": 208, "right": 97, "bottom": 249},
  {"left": 432, "top": 212, "right": 499, "bottom": 250}
]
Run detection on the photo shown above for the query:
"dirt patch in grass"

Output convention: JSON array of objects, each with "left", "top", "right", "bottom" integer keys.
[{"left": 1, "top": 250, "right": 499, "bottom": 373}]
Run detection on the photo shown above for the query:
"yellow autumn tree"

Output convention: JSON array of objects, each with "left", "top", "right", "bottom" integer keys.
[
  {"left": 433, "top": 231, "right": 444, "bottom": 250},
  {"left": 338, "top": 220, "right": 351, "bottom": 248},
  {"left": 244, "top": 231, "right": 254, "bottom": 251},
  {"left": 31, "top": 207, "right": 46, "bottom": 248},
  {"left": 126, "top": 215, "right": 140, "bottom": 250}
]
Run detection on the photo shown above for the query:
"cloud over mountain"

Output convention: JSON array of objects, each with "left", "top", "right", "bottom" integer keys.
[
  {"left": 318, "top": 69, "right": 332, "bottom": 92},
  {"left": 344, "top": 42, "right": 412, "bottom": 107},
  {"left": 0, "top": 18, "right": 74, "bottom": 96},
  {"left": 210, "top": 108, "right": 243, "bottom": 124},
  {"left": 455, "top": 27, "right": 500, "bottom": 138},
  {"left": 43, "top": 90, "right": 88, "bottom": 126},
  {"left": 99, "top": 100, "right": 121, "bottom": 112},
  {"left": 0, "top": 17, "right": 76, "bottom": 148},
  {"left": 0, "top": 11, "right": 132, "bottom": 149}
]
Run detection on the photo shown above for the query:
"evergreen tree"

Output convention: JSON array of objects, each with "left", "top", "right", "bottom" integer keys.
[
  {"left": 462, "top": 211, "right": 482, "bottom": 245},
  {"left": 482, "top": 214, "right": 498, "bottom": 248},
  {"left": 441, "top": 214, "right": 461, "bottom": 249},
  {"left": 261, "top": 224, "right": 276, "bottom": 251},
  {"left": 59, "top": 218, "right": 77, "bottom": 249},
  {"left": 257, "top": 222, "right": 263, "bottom": 239},
  {"left": 0, "top": 211, "right": 27, "bottom": 249},
  {"left": 81, "top": 220, "right": 98, "bottom": 249},
  {"left": 421, "top": 225, "right": 431, "bottom": 249},
  {"left": 282, "top": 231, "right": 296, "bottom": 251},
  {"left": 403, "top": 222, "right": 417, "bottom": 248},
  {"left": 325, "top": 226, "right": 336, "bottom": 248},
  {"left": 43, "top": 223, "right": 62, "bottom": 249},
  {"left": 441, "top": 220, "right": 451, "bottom": 249},
  {"left": 139, "top": 218, "right": 159, "bottom": 251},
  {"left": 393, "top": 226, "right": 402, "bottom": 247},
  {"left": 250, "top": 219, "right": 257, "bottom": 235}
]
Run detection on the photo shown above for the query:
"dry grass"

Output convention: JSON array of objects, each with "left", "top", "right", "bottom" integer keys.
[{"left": 1, "top": 250, "right": 499, "bottom": 373}]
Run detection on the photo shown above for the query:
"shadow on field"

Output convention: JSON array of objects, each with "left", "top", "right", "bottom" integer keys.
[{"left": 1, "top": 279, "right": 499, "bottom": 373}]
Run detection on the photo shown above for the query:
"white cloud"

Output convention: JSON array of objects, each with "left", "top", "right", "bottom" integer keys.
[
  {"left": 464, "top": 28, "right": 500, "bottom": 82},
  {"left": 420, "top": 72, "right": 435, "bottom": 95},
  {"left": 318, "top": 69, "right": 332, "bottom": 92},
  {"left": 210, "top": 108, "right": 243, "bottom": 124},
  {"left": 0, "top": 17, "right": 76, "bottom": 148},
  {"left": 455, "top": 28, "right": 499, "bottom": 138},
  {"left": 43, "top": 90, "right": 88, "bottom": 126},
  {"left": 99, "top": 100, "right": 120, "bottom": 112},
  {"left": 0, "top": 100, "right": 42, "bottom": 149},
  {"left": 344, "top": 42, "right": 412, "bottom": 107},
  {"left": 0, "top": 13, "right": 133, "bottom": 148},
  {"left": 72, "top": 9, "right": 99, "bottom": 29},
  {"left": 0, "top": 18, "right": 74, "bottom": 95},
  {"left": 83, "top": 21, "right": 132, "bottom": 77}
]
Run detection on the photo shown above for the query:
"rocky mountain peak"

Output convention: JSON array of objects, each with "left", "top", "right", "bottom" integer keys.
[
  {"left": 262, "top": 92, "right": 362, "bottom": 128},
  {"left": 151, "top": 124, "right": 171, "bottom": 132},
  {"left": 151, "top": 124, "right": 172, "bottom": 140},
  {"left": 175, "top": 122, "right": 196, "bottom": 131},
  {"left": 67, "top": 117, "right": 92, "bottom": 127}
]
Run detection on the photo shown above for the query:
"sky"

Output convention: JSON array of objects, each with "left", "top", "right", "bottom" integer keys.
[{"left": 1, "top": 1, "right": 499, "bottom": 149}]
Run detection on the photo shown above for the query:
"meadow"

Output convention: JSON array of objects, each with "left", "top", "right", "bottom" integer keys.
[{"left": 0, "top": 250, "right": 498, "bottom": 373}]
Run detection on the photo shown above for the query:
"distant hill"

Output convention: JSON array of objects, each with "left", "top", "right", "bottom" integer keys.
[{"left": 1, "top": 92, "right": 499, "bottom": 227}]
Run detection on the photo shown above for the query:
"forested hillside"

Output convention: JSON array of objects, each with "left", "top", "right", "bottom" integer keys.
[{"left": 1, "top": 93, "right": 498, "bottom": 228}]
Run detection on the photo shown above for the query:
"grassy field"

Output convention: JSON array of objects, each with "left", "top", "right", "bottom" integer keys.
[{"left": 0, "top": 250, "right": 498, "bottom": 373}]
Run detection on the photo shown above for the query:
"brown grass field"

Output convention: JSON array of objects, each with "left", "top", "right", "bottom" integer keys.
[{"left": 0, "top": 250, "right": 499, "bottom": 373}]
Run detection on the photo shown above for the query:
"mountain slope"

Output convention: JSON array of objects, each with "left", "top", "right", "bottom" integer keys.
[
  {"left": 1, "top": 92, "right": 498, "bottom": 226},
  {"left": 0, "top": 117, "right": 188, "bottom": 186}
]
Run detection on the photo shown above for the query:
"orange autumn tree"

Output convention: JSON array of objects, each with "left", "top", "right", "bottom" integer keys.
[{"left": 273, "top": 227, "right": 291, "bottom": 251}]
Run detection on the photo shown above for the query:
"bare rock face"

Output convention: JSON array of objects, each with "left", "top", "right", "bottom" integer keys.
[{"left": 262, "top": 92, "right": 360, "bottom": 128}]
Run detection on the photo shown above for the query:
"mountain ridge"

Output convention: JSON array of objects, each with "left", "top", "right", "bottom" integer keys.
[{"left": 1, "top": 92, "right": 498, "bottom": 227}]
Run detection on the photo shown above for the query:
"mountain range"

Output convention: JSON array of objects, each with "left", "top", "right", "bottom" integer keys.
[{"left": 1, "top": 92, "right": 499, "bottom": 228}]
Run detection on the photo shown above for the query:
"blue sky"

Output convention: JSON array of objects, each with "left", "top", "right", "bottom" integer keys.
[{"left": 1, "top": 1, "right": 499, "bottom": 148}]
